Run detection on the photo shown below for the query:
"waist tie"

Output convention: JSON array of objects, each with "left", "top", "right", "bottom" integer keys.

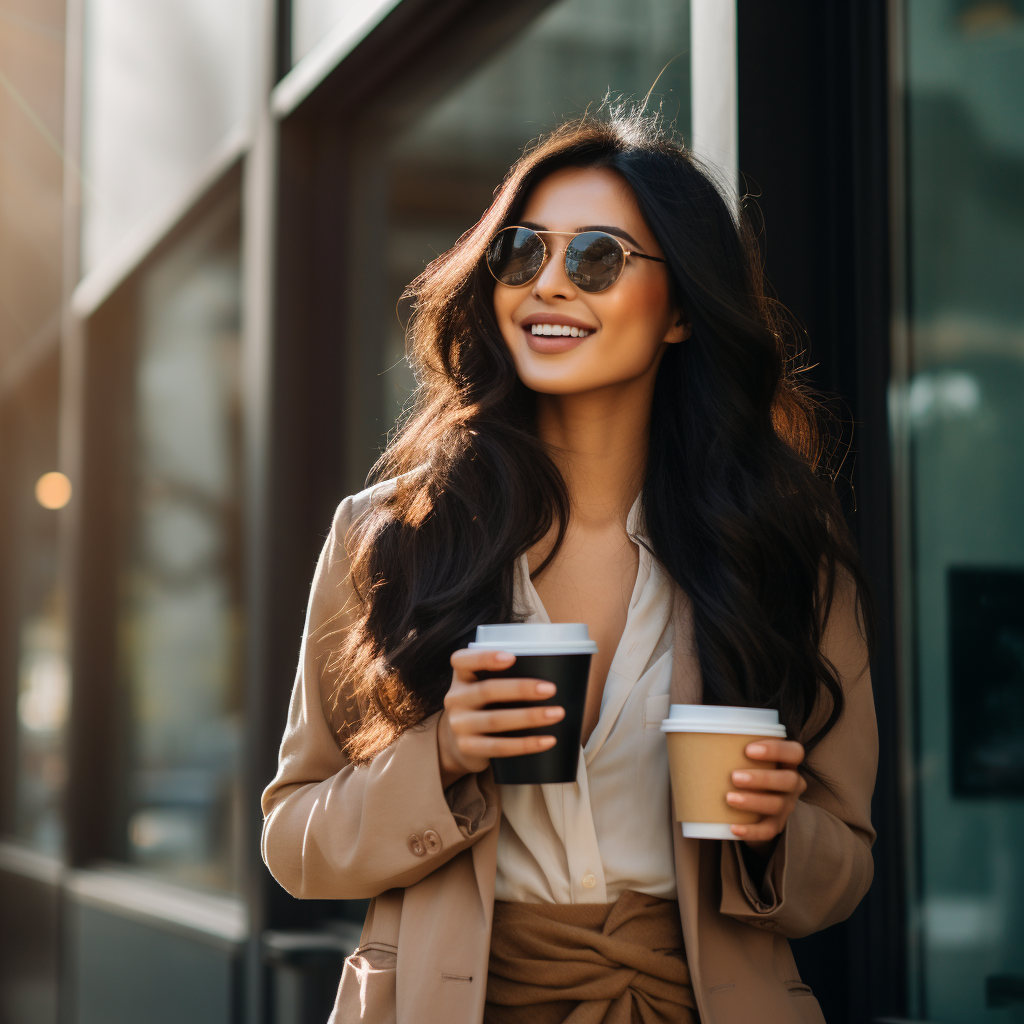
[{"left": 484, "top": 889, "right": 698, "bottom": 1024}]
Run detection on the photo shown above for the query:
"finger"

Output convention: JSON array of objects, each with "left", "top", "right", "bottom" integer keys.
[
  {"left": 451, "top": 705, "right": 565, "bottom": 736},
  {"left": 726, "top": 791, "right": 787, "bottom": 816},
  {"left": 730, "top": 819, "right": 782, "bottom": 842},
  {"left": 445, "top": 676, "right": 554, "bottom": 710},
  {"left": 450, "top": 648, "right": 516, "bottom": 678},
  {"left": 476, "top": 677, "right": 557, "bottom": 706},
  {"left": 731, "top": 768, "right": 806, "bottom": 794},
  {"left": 457, "top": 734, "right": 557, "bottom": 760},
  {"left": 745, "top": 739, "right": 805, "bottom": 766}
]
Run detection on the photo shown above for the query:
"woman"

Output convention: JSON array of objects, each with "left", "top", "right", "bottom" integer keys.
[{"left": 262, "top": 111, "right": 877, "bottom": 1024}]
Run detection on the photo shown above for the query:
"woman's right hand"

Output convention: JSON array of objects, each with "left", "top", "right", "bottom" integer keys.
[{"left": 437, "top": 648, "right": 565, "bottom": 788}]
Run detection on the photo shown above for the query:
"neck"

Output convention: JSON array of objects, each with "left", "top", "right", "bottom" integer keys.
[{"left": 535, "top": 374, "right": 655, "bottom": 528}]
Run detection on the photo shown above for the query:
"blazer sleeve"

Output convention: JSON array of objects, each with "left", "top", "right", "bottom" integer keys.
[
  {"left": 260, "top": 492, "right": 499, "bottom": 901},
  {"left": 718, "top": 573, "right": 878, "bottom": 938}
]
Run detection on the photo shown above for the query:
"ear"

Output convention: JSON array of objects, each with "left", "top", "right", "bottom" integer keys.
[{"left": 664, "top": 311, "right": 692, "bottom": 345}]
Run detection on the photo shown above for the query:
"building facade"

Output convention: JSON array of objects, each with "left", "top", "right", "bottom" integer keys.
[{"left": 0, "top": 1, "right": 1021, "bottom": 1022}]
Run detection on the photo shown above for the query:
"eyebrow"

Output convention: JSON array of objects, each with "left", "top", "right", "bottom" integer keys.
[{"left": 519, "top": 220, "right": 645, "bottom": 251}]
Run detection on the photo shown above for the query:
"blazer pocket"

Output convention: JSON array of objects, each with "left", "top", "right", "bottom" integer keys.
[
  {"left": 784, "top": 982, "right": 826, "bottom": 1024},
  {"left": 331, "top": 945, "right": 397, "bottom": 1024},
  {"left": 785, "top": 981, "right": 815, "bottom": 996}
]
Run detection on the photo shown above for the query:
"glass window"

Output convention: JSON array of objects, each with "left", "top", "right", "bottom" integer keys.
[
  {"left": 0, "top": 359, "right": 68, "bottom": 856},
  {"left": 290, "top": 0, "right": 400, "bottom": 67},
  {"left": 343, "top": 0, "right": 691, "bottom": 491},
  {"left": 115, "top": 195, "right": 244, "bottom": 892},
  {"left": 0, "top": 0, "right": 65, "bottom": 362},
  {"left": 902, "top": 1, "right": 1024, "bottom": 1019},
  {"left": 80, "top": 0, "right": 251, "bottom": 274}
]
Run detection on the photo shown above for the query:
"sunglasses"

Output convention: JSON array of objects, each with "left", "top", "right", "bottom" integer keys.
[{"left": 486, "top": 226, "right": 666, "bottom": 293}]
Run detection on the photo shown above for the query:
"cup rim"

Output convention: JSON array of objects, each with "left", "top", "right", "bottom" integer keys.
[
  {"left": 471, "top": 622, "right": 598, "bottom": 654},
  {"left": 660, "top": 721, "right": 788, "bottom": 737},
  {"left": 661, "top": 702, "right": 786, "bottom": 737},
  {"left": 468, "top": 641, "right": 598, "bottom": 654}
]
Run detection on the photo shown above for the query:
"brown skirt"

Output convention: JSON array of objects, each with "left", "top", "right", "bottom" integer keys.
[{"left": 484, "top": 889, "right": 699, "bottom": 1024}]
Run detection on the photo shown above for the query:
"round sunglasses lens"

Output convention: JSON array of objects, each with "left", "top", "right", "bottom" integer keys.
[
  {"left": 565, "top": 232, "right": 624, "bottom": 292},
  {"left": 487, "top": 228, "right": 545, "bottom": 286}
]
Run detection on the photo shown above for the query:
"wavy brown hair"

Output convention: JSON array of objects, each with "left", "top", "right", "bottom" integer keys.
[{"left": 329, "top": 110, "right": 873, "bottom": 769}]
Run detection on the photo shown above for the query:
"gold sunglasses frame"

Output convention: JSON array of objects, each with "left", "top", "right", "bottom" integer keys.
[{"left": 486, "top": 226, "right": 666, "bottom": 290}]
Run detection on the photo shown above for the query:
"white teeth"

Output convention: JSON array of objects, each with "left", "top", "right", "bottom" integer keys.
[{"left": 530, "top": 323, "right": 591, "bottom": 338}]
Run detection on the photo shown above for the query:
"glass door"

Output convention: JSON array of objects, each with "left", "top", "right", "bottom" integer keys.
[{"left": 902, "top": 1, "right": 1024, "bottom": 1019}]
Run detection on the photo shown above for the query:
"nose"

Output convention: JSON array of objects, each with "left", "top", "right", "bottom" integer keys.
[{"left": 531, "top": 241, "right": 576, "bottom": 302}]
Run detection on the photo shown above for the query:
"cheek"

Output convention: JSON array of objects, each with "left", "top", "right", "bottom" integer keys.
[
  {"left": 492, "top": 285, "right": 521, "bottom": 350},
  {"left": 492, "top": 283, "right": 516, "bottom": 324},
  {"left": 596, "top": 274, "right": 673, "bottom": 353}
]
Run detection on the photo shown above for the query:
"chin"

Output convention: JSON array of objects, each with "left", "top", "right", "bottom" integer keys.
[
  {"left": 523, "top": 379, "right": 591, "bottom": 395},
  {"left": 517, "top": 368, "right": 623, "bottom": 396},
  {"left": 505, "top": 336, "right": 659, "bottom": 395},
  {"left": 508, "top": 354, "right": 591, "bottom": 393},
  {"left": 516, "top": 355, "right": 656, "bottom": 396}
]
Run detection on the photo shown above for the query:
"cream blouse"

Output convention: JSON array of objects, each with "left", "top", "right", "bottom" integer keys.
[{"left": 494, "top": 496, "right": 677, "bottom": 905}]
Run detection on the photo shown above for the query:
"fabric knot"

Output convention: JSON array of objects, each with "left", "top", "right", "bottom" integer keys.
[{"left": 485, "top": 889, "right": 697, "bottom": 1024}]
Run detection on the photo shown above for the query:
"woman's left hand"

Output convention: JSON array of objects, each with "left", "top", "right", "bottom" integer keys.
[{"left": 726, "top": 739, "right": 807, "bottom": 855}]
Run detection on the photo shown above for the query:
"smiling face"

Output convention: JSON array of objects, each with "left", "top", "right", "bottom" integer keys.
[{"left": 492, "top": 165, "right": 688, "bottom": 396}]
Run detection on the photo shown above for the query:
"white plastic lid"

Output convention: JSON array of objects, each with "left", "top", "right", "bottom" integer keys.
[
  {"left": 469, "top": 622, "right": 598, "bottom": 655},
  {"left": 660, "top": 703, "right": 787, "bottom": 737}
]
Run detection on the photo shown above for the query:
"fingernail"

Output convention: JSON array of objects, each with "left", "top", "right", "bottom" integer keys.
[
  {"left": 747, "top": 744, "right": 767, "bottom": 757},
  {"left": 539, "top": 736, "right": 556, "bottom": 747},
  {"left": 497, "top": 651, "right": 515, "bottom": 664},
  {"left": 731, "top": 825, "right": 747, "bottom": 835},
  {"left": 726, "top": 792, "right": 743, "bottom": 805},
  {"left": 543, "top": 706, "right": 562, "bottom": 720},
  {"left": 537, "top": 682, "right": 556, "bottom": 696},
  {"left": 732, "top": 771, "right": 752, "bottom": 783}
]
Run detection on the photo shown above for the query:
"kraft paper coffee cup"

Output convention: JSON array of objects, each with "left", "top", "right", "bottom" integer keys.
[
  {"left": 660, "top": 704, "right": 787, "bottom": 840},
  {"left": 470, "top": 623, "right": 597, "bottom": 785}
]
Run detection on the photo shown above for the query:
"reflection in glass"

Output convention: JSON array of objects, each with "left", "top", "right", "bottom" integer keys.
[
  {"left": 345, "top": 0, "right": 691, "bottom": 489},
  {"left": 290, "top": 0, "right": 400, "bottom": 67},
  {"left": 80, "top": 0, "right": 250, "bottom": 272},
  {"left": 16, "top": 605, "right": 69, "bottom": 847},
  {"left": 904, "top": 1, "right": 1024, "bottom": 1019},
  {"left": 0, "top": 361, "right": 68, "bottom": 855},
  {"left": 118, "top": 197, "right": 243, "bottom": 891}
]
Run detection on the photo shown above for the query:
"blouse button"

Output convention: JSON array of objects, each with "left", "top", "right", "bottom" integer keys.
[
  {"left": 408, "top": 834, "right": 425, "bottom": 856},
  {"left": 423, "top": 829, "right": 442, "bottom": 853},
  {"left": 582, "top": 873, "right": 596, "bottom": 889}
]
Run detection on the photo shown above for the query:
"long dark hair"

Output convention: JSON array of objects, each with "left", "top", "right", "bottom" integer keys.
[{"left": 330, "top": 110, "right": 873, "bottom": 768}]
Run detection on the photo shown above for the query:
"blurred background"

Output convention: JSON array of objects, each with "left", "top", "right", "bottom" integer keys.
[{"left": 0, "top": 0, "right": 1021, "bottom": 1022}]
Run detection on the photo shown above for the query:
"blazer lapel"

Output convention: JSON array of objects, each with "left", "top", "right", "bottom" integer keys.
[
  {"left": 668, "top": 584, "right": 702, "bottom": 706},
  {"left": 669, "top": 585, "right": 708, "bottom": 1017}
]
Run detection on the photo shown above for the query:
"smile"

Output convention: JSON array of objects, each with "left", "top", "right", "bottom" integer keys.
[{"left": 530, "top": 324, "right": 591, "bottom": 338}]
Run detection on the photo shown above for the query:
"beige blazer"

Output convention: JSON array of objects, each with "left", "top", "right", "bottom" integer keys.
[{"left": 261, "top": 487, "right": 877, "bottom": 1024}]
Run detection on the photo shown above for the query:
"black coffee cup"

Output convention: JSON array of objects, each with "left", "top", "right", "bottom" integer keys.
[{"left": 471, "top": 623, "right": 597, "bottom": 784}]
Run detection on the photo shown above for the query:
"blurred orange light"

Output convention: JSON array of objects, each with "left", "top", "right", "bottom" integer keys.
[{"left": 35, "top": 471, "right": 72, "bottom": 510}]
